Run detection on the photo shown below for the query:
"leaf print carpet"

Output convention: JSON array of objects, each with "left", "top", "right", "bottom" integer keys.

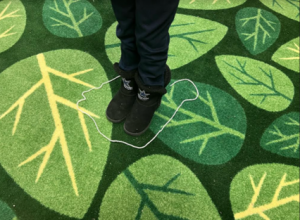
[{"left": 0, "top": 0, "right": 299, "bottom": 220}]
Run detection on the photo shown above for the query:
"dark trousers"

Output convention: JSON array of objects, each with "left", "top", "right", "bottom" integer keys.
[{"left": 110, "top": 0, "right": 179, "bottom": 87}]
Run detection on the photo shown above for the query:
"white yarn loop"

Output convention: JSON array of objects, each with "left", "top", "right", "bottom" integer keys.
[{"left": 76, "top": 77, "right": 199, "bottom": 149}]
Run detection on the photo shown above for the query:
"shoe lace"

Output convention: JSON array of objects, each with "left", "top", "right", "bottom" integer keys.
[{"left": 77, "top": 76, "right": 199, "bottom": 149}]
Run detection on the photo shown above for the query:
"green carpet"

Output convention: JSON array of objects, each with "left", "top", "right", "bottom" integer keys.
[{"left": 0, "top": 0, "right": 299, "bottom": 219}]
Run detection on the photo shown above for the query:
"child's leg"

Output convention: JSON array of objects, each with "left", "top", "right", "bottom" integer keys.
[
  {"left": 106, "top": 0, "right": 139, "bottom": 123},
  {"left": 123, "top": 0, "right": 179, "bottom": 136},
  {"left": 135, "top": 0, "right": 179, "bottom": 87},
  {"left": 110, "top": 0, "right": 140, "bottom": 71}
]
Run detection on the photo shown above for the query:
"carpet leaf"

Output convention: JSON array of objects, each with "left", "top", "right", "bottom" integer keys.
[
  {"left": 0, "top": 0, "right": 26, "bottom": 54},
  {"left": 260, "top": 112, "right": 299, "bottom": 159},
  {"left": 236, "top": 7, "right": 281, "bottom": 55},
  {"left": 230, "top": 164, "right": 300, "bottom": 220},
  {"left": 42, "top": 0, "right": 102, "bottom": 38},
  {"left": 272, "top": 37, "right": 300, "bottom": 73},
  {"left": 178, "top": 0, "right": 247, "bottom": 10},
  {"left": 150, "top": 80, "right": 247, "bottom": 165},
  {"left": 0, "top": 49, "right": 112, "bottom": 218},
  {"left": 99, "top": 155, "right": 221, "bottom": 220},
  {"left": 0, "top": 200, "right": 18, "bottom": 220},
  {"left": 260, "top": 0, "right": 300, "bottom": 22},
  {"left": 215, "top": 55, "right": 294, "bottom": 111},
  {"left": 105, "top": 14, "right": 228, "bottom": 70}
]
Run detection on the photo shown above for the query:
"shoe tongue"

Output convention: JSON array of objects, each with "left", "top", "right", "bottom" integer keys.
[{"left": 122, "top": 78, "right": 134, "bottom": 91}]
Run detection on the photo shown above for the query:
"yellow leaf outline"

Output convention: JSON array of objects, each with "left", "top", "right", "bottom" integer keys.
[
  {"left": 0, "top": 1, "right": 21, "bottom": 21},
  {"left": 0, "top": 25, "right": 17, "bottom": 39},
  {"left": 189, "top": 0, "right": 231, "bottom": 4},
  {"left": 0, "top": 1, "right": 22, "bottom": 39},
  {"left": 280, "top": 42, "right": 300, "bottom": 61},
  {"left": 0, "top": 53, "right": 100, "bottom": 196},
  {"left": 234, "top": 172, "right": 299, "bottom": 219}
]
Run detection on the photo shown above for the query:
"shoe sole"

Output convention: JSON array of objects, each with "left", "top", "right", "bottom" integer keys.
[
  {"left": 106, "top": 110, "right": 126, "bottom": 123},
  {"left": 123, "top": 122, "right": 151, "bottom": 137}
]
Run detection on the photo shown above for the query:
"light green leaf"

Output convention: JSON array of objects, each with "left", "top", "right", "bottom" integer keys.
[
  {"left": 0, "top": 0, "right": 26, "bottom": 53},
  {"left": 0, "top": 49, "right": 112, "bottom": 218},
  {"left": 260, "top": 112, "right": 299, "bottom": 159},
  {"left": 272, "top": 37, "right": 300, "bottom": 73},
  {"left": 260, "top": 0, "right": 300, "bottom": 22},
  {"left": 215, "top": 55, "right": 294, "bottom": 112},
  {"left": 179, "top": 0, "right": 247, "bottom": 10},
  {"left": 42, "top": 0, "right": 102, "bottom": 38},
  {"left": 150, "top": 80, "right": 247, "bottom": 165},
  {"left": 230, "top": 164, "right": 299, "bottom": 220},
  {"left": 236, "top": 7, "right": 281, "bottom": 55},
  {"left": 0, "top": 200, "right": 18, "bottom": 220},
  {"left": 105, "top": 14, "right": 228, "bottom": 70},
  {"left": 99, "top": 155, "right": 221, "bottom": 220}
]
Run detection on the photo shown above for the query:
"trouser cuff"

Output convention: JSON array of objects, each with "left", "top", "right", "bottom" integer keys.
[
  {"left": 113, "top": 62, "right": 137, "bottom": 79},
  {"left": 134, "top": 65, "right": 171, "bottom": 95}
]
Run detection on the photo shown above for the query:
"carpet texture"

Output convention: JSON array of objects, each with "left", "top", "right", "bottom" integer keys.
[{"left": 0, "top": 0, "right": 299, "bottom": 219}]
